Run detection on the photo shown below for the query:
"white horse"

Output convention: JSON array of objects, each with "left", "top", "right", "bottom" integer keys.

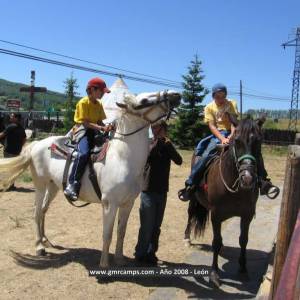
[{"left": 0, "top": 90, "right": 180, "bottom": 268}]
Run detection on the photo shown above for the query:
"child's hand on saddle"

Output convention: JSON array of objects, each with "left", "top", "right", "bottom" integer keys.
[
  {"left": 221, "top": 137, "right": 230, "bottom": 145},
  {"left": 100, "top": 124, "right": 115, "bottom": 133},
  {"left": 106, "top": 124, "right": 115, "bottom": 132}
]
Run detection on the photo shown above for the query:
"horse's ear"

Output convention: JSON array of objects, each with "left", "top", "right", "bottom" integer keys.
[
  {"left": 226, "top": 112, "right": 239, "bottom": 127},
  {"left": 256, "top": 114, "right": 266, "bottom": 127},
  {"left": 116, "top": 102, "right": 128, "bottom": 109}
]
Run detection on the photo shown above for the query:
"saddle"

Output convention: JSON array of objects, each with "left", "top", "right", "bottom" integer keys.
[
  {"left": 197, "top": 156, "right": 218, "bottom": 193},
  {"left": 196, "top": 144, "right": 228, "bottom": 192},
  {"left": 49, "top": 136, "right": 110, "bottom": 204},
  {"left": 50, "top": 136, "right": 109, "bottom": 163}
]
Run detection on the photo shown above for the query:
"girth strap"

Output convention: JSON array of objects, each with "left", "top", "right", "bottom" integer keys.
[{"left": 88, "top": 159, "right": 102, "bottom": 201}]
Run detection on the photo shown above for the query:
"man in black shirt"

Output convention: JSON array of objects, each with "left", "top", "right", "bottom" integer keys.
[
  {"left": 0, "top": 113, "right": 26, "bottom": 190},
  {"left": 134, "top": 121, "right": 182, "bottom": 264}
]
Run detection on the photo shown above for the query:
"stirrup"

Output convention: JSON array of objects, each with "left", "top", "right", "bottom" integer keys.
[{"left": 266, "top": 186, "right": 280, "bottom": 200}]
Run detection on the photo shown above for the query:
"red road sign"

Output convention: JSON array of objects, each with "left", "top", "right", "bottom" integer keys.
[
  {"left": 20, "top": 86, "right": 47, "bottom": 93},
  {"left": 6, "top": 99, "right": 21, "bottom": 109}
]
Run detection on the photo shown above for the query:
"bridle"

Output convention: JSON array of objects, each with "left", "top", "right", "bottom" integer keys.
[
  {"left": 219, "top": 142, "right": 257, "bottom": 193},
  {"left": 114, "top": 91, "right": 173, "bottom": 137}
]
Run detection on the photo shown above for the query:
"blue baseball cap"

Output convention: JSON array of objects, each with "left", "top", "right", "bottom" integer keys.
[{"left": 212, "top": 83, "right": 227, "bottom": 96}]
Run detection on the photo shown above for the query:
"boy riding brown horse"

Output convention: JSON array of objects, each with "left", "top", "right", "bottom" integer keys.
[
  {"left": 178, "top": 83, "right": 279, "bottom": 201},
  {"left": 185, "top": 117, "right": 276, "bottom": 287}
]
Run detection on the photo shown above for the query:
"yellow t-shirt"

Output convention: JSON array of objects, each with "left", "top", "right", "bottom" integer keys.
[
  {"left": 74, "top": 96, "right": 106, "bottom": 124},
  {"left": 204, "top": 99, "right": 238, "bottom": 130}
]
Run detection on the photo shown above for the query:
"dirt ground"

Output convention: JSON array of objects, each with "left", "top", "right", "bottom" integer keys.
[{"left": 0, "top": 147, "right": 286, "bottom": 300}]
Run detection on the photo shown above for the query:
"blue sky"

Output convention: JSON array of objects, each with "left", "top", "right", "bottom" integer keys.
[{"left": 0, "top": 0, "right": 299, "bottom": 111}]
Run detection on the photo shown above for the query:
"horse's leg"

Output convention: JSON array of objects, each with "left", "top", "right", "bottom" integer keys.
[
  {"left": 183, "top": 201, "right": 192, "bottom": 246},
  {"left": 100, "top": 201, "right": 118, "bottom": 268},
  {"left": 239, "top": 216, "right": 252, "bottom": 274},
  {"left": 40, "top": 181, "right": 58, "bottom": 248},
  {"left": 115, "top": 199, "right": 135, "bottom": 265},
  {"left": 34, "top": 185, "right": 47, "bottom": 256},
  {"left": 210, "top": 215, "right": 223, "bottom": 288}
]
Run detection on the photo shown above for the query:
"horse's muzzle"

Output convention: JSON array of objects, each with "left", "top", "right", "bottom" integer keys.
[{"left": 240, "top": 170, "right": 254, "bottom": 189}]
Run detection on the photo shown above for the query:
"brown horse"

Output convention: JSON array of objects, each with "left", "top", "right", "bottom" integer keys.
[{"left": 186, "top": 118, "right": 262, "bottom": 287}]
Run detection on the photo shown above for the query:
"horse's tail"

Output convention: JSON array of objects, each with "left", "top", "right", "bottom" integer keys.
[
  {"left": 188, "top": 193, "right": 209, "bottom": 238},
  {"left": 0, "top": 141, "right": 37, "bottom": 190}
]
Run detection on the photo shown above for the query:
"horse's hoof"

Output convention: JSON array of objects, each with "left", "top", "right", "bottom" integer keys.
[
  {"left": 183, "top": 238, "right": 191, "bottom": 247},
  {"left": 115, "top": 257, "right": 126, "bottom": 266},
  {"left": 42, "top": 238, "right": 54, "bottom": 248},
  {"left": 209, "top": 271, "right": 221, "bottom": 288},
  {"left": 36, "top": 249, "right": 46, "bottom": 256},
  {"left": 99, "top": 261, "right": 109, "bottom": 269}
]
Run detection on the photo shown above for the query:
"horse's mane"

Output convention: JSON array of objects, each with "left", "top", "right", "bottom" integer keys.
[
  {"left": 233, "top": 118, "right": 262, "bottom": 145},
  {"left": 123, "top": 93, "right": 138, "bottom": 107}
]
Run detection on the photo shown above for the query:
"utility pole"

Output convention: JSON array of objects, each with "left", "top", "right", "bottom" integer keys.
[
  {"left": 20, "top": 70, "right": 47, "bottom": 110},
  {"left": 282, "top": 27, "right": 300, "bottom": 131},
  {"left": 240, "top": 80, "right": 243, "bottom": 119}
]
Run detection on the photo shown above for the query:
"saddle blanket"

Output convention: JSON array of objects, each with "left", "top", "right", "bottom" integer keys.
[{"left": 49, "top": 137, "right": 109, "bottom": 163}]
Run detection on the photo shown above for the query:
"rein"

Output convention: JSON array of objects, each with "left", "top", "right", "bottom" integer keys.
[
  {"left": 219, "top": 148, "right": 240, "bottom": 193},
  {"left": 219, "top": 144, "right": 256, "bottom": 193},
  {"left": 114, "top": 92, "right": 171, "bottom": 137},
  {"left": 114, "top": 113, "right": 169, "bottom": 137}
]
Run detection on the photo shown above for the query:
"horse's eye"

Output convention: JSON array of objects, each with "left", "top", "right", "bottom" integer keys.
[{"left": 140, "top": 98, "right": 148, "bottom": 105}]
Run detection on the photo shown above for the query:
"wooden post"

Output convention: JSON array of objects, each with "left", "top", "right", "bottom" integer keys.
[
  {"left": 274, "top": 210, "right": 300, "bottom": 299},
  {"left": 269, "top": 145, "right": 300, "bottom": 298},
  {"left": 19, "top": 71, "right": 47, "bottom": 110}
]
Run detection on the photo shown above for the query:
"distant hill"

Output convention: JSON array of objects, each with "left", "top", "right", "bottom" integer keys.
[{"left": 0, "top": 78, "right": 78, "bottom": 110}]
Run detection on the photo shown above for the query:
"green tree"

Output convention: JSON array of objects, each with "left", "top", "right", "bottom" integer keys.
[
  {"left": 63, "top": 73, "right": 79, "bottom": 131},
  {"left": 169, "top": 55, "right": 209, "bottom": 148}
]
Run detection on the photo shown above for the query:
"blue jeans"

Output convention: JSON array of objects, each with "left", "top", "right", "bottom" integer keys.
[
  {"left": 186, "top": 130, "right": 230, "bottom": 186},
  {"left": 195, "top": 134, "right": 214, "bottom": 157},
  {"left": 69, "top": 130, "right": 95, "bottom": 184},
  {"left": 135, "top": 192, "right": 167, "bottom": 258}
]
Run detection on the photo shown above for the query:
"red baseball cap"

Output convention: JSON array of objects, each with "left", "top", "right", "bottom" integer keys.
[{"left": 87, "top": 77, "right": 111, "bottom": 93}]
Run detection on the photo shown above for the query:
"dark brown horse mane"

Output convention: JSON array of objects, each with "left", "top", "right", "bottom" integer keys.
[{"left": 232, "top": 117, "right": 262, "bottom": 146}]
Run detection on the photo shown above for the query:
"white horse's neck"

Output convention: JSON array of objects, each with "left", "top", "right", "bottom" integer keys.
[
  {"left": 115, "top": 112, "right": 149, "bottom": 139},
  {"left": 95, "top": 112, "right": 149, "bottom": 193},
  {"left": 108, "top": 112, "right": 150, "bottom": 166}
]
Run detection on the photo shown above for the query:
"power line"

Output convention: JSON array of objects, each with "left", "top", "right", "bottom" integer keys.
[
  {"left": 229, "top": 92, "right": 290, "bottom": 102},
  {"left": 0, "top": 40, "right": 293, "bottom": 102},
  {"left": 0, "top": 48, "right": 182, "bottom": 89},
  {"left": 242, "top": 87, "right": 290, "bottom": 99},
  {"left": 244, "top": 93, "right": 289, "bottom": 101},
  {"left": 0, "top": 39, "right": 181, "bottom": 85}
]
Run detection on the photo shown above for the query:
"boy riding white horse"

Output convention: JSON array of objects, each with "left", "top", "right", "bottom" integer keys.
[
  {"left": 0, "top": 85, "right": 181, "bottom": 268},
  {"left": 64, "top": 77, "right": 114, "bottom": 201}
]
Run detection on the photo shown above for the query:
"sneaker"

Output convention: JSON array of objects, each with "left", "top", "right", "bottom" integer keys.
[
  {"left": 134, "top": 254, "right": 158, "bottom": 265},
  {"left": 7, "top": 185, "right": 17, "bottom": 191},
  {"left": 134, "top": 255, "right": 151, "bottom": 265},
  {"left": 147, "top": 253, "right": 158, "bottom": 264},
  {"left": 64, "top": 182, "right": 80, "bottom": 202}
]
